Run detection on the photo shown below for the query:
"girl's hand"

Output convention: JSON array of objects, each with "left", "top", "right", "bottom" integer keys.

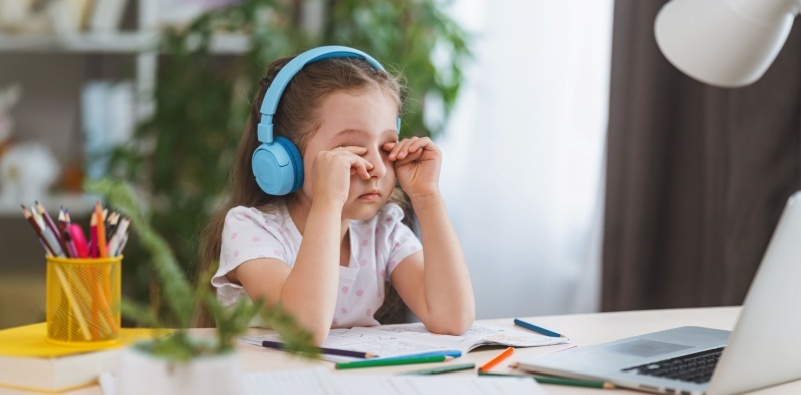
[
  {"left": 312, "top": 146, "right": 373, "bottom": 206},
  {"left": 383, "top": 137, "right": 442, "bottom": 198}
]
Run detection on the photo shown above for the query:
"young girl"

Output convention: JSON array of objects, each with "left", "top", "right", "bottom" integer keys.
[{"left": 199, "top": 46, "right": 474, "bottom": 345}]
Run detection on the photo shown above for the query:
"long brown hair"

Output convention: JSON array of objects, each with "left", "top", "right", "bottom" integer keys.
[{"left": 193, "top": 54, "right": 408, "bottom": 327}]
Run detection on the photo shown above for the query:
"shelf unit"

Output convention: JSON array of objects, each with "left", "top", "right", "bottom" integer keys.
[{"left": 0, "top": 1, "right": 250, "bottom": 218}]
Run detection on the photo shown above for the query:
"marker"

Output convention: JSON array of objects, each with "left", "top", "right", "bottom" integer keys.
[
  {"left": 400, "top": 362, "right": 475, "bottom": 375},
  {"left": 335, "top": 355, "right": 453, "bottom": 370},
  {"left": 513, "top": 318, "right": 565, "bottom": 338}
]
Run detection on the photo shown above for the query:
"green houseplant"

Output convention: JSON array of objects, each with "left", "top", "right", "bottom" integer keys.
[
  {"left": 108, "top": 0, "right": 471, "bottom": 319},
  {"left": 85, "top": 179, "right": 317, "bottom": 393}
]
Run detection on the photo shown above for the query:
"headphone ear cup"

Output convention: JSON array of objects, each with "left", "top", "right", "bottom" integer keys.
[{"left": 251, "top": 136, "right": 304, "bottom": 195}]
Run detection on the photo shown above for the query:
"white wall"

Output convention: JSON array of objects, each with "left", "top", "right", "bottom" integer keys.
[{"left": 439, "top": 0, "right": 614, "bottom": 319}]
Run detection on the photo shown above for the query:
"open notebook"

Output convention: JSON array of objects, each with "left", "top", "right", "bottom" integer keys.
[{"left": 240, "top": 322, "right": 569, "bottom": 362}]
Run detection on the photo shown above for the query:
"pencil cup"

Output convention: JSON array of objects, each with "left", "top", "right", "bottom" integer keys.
[{"left": 45, "top": 255, "right": 122, "bottom": 346}]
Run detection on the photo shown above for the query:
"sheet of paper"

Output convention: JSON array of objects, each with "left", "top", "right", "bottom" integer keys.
[
  {"left": 241, "top": 323, "right": 568, "bottom": 361},
  {"left": 243, "top": 368, "right": 548, "bottom": 395}
]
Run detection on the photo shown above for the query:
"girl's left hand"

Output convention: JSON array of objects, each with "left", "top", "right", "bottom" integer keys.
[{"left": 383, "top": 137, "right": 441, "bottom": 198}]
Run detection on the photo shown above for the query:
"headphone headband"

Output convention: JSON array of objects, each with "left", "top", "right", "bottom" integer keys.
[{"left": 257, "top": 46, "right": 386, "bottom": 144}]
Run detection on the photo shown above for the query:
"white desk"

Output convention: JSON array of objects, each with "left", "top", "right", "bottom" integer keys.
[{"left": 4, "top": 306, "right": 800, "bottom": 394}]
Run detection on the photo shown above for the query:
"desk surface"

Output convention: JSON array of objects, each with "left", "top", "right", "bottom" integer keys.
[{"left": 4, "top": 306, "right": 800, "bottom": 395}]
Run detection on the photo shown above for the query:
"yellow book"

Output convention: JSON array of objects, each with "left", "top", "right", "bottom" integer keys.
[{"left": 0, "top": 323, "right": 159, "bottom": 393}]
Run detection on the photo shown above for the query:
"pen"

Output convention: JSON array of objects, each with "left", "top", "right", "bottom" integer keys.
[
  {"left": 479, "top": 346, "right": 514, "bottom": 372},
  {"left": 513, "top": 318, "right": 565, "bottom": 338},
  {"left": 478, "top": 372, "right": 615, "bottom": 389},
  {"left": 261, "top": 340, "right": 377, "bottom": 359},
  {"left": 335, "top": 355, "right": 453, "bottom": 370},
  {"left": 399, "top": 362, "right": 475, "bottom": 375}
]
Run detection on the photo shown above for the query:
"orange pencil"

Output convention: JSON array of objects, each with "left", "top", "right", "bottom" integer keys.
[
  {"left": 479, "top": 347, "right": 515, "bottom": 372},
  {"left": 95, "top": 202, "right": 108, "bottom": 258}
]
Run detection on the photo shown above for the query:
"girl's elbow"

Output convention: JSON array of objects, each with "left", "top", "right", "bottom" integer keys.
[
  {"left": 428, "top": 312, "right": 475, "bottom": 336},
  {"left": 310, "top": 327, "right": 330, "bottom": 347}
]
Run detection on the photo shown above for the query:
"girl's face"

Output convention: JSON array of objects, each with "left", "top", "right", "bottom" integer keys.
[{"left": 300, "top": 87, "right": 399, "bottom": 220}]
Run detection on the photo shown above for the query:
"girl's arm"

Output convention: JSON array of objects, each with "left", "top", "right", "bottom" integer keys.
[
  {"left": 384, "top": 137, "right": 475, "bottom": 335},
  {"left": 232, "top": 146, "right": 373, "bottom": 345}
]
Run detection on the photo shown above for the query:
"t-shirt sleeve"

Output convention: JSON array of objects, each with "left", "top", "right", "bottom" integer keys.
[
  {"left": 211, "top": 206, "right": 290, "bottom": 290},
  {"left": 378, "top": 204, "right": 423, "bottom": 278}
]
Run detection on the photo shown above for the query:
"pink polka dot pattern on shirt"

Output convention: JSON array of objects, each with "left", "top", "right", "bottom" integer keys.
[
  {"left": 333, "top": 318, "right": 339, "bottom": 326},
  {"left": 380, "top": 269, "right": 386, "bottom": 278},
  {"left": 355, "top": 289, "right": 364, "bottom": 297},
  {"left": 273, "top": 249, "right": 282, "bottom": 256},
  {"left": 361, "top": 239, "right": 368, "bottom": 247},
  {"left": 342, "top": 286, "right": 349, "bottom": 294},
  {"left": 234, "top": 250, "right": 239, "bottom": 257},
  {"left": 365, "top": 309, "right": 372, "bottom": 317},
  {"left": 359, "top": 258, "right": 367, "bottom": 266},
  {"left": 231, "top": 232, "right": 238, "bottom": 239},
  {"left": 341, "top": 307, "right": 348, "bottom": 314},
  {"left": 252, "top": 236, "right": 260, "bottom": 242}
]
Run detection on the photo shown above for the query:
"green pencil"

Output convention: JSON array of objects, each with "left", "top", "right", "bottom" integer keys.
[
  {"left": 478, "top": 371, "right": 615, "bottom": 389},
  {"left": 399, "top": 363, "right": 476, "bottom": 375},
  {"left": 336, "top": 355, "right": 453, "bottom": 370}
]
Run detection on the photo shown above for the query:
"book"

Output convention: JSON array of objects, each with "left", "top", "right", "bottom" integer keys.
[
  {"left": 0, "top": 323, "right": 157, "bottom": 393},
  {"left": 240, "top": 322, "right": 570, "bottom": 362}
]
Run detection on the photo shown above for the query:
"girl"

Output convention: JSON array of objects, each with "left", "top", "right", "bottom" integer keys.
[{"left": 199, "top": 47, "right": 474, "bottom": 345}]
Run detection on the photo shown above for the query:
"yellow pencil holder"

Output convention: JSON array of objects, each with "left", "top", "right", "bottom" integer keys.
[{"left": 45, "top": 255, "right": 122, "bottom": 347}]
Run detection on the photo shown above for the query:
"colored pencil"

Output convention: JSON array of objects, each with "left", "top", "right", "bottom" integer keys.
[
  {"left": 400, "top": 362, "right": 476, "bottom": 375},
  {"left": 513, "top": 318, "right": 565, "bottom": 338},
  {"left": 95, "top": 202, "right": 107, "bottom": 258},
  {"left": 478, "top": 372, "right": 615, "bottom": 389},
  {"left": 261, "top": 340, "right": 378, "bottom": 359},
  {"left": 68, "top": 224, "right": 90, "bottom": 258},
  {"left": 37, "top": 202, "right": 71, "bottom": 258},
  {"left": 21, "top": 205, "right": 56, "bottom": 256},
  {"left": 335, "top": 355, "right": 453, "bottom": 370},
  {"left": 479, "top": 346, "right": 514, "bottom": 372}
]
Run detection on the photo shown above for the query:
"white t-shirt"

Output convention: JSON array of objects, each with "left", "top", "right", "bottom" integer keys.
[{"left": 211, "top": 202, "right": 422, "bottom": 327}]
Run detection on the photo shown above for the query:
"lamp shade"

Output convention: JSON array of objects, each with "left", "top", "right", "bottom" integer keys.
[{"left": 654, "top": 0, "right": 798, "bottom": 87}]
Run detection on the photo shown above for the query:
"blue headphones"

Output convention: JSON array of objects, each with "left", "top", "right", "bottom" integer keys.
[{"left": 252, "top": 45, "right": 400, "bottom": 196}]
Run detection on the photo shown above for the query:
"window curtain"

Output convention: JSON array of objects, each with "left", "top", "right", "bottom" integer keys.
[
  {"left": 439, "top": 0, "right": 613, "bottom": 318},
  {"left": 602, "top": 0, "right": 801, "bottom": 311}
]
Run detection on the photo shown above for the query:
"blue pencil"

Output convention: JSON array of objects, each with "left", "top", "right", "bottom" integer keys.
[{"left": 513, "top": 318, "right": 565, "bottom": 338}]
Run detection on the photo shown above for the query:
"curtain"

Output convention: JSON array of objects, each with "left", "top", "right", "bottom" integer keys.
[
  {"left": 602, "top": 0, "right": 801, "bottom": 311},
  {"left": 439, "top": 0, "right": 613, "bottom": 318}
]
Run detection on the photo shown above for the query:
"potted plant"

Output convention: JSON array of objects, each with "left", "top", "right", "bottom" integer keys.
[{"left": 86, "top": 179, "right": 317, "bottom": 395}]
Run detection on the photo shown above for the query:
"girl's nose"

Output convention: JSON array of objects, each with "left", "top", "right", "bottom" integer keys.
[{"left": 366, "top": 150, "right": 387, "bottom": 179}]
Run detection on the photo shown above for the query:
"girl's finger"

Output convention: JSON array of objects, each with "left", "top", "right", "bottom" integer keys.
[
  {"left": 392, "top": 139, "right": 414, "bottom": 160},
  {"left": 398, "top": 138, "right": 419, "bottom": 159},
  {"left": 383, "top": 142, "right": 397, "bottom": 151},
  {"left": 350, "top": 157, "right": 372, "bottom": 179},
  {"left": 407, "top": 137, "right": 430, "bottom": 153}
]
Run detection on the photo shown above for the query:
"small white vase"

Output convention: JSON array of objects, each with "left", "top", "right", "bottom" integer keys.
[{"left": 117, "top": 342, "right": 245, "bottom": 395}]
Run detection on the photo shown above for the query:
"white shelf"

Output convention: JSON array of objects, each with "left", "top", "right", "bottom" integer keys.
[{"left": 0, "top": 32, "right": 250, "bottom": 54}]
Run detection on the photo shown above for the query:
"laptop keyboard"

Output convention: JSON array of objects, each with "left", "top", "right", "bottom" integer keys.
[{"left": 621, "top": 347, "right": 725, "bottom": 384}]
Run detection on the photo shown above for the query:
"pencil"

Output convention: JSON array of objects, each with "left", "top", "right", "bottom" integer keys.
[
  {"left": 335, "top": 355, "right": 453, "bottom": 370},
  {"left": 400, "top": 362, "right": 476, "bottom": 375},
  {"left": 95, "top": 202, "right": 107, "bottom": 258},
  {"left": 37, "top": 202, "right": 71, "bottom": 258},
  {"left": 21, "top": 205, "right": 56, "bottom": 256},
  {"left": 53, "top": 264, "right": 92, "bottom": 341},
  {"left": 513, "top": 318, "right": 565, "bottom": 338},
  {"left": 478, "top": 372, "right": 615, "bottom": 389},
  {"left": 479, "top": 346, "right": 514, "bottom": 372},
  {"left": 261, "top": 340, "right": 378, "bottom": 359}
]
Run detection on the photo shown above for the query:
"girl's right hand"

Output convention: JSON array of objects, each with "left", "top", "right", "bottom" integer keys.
[{"left": 311, "top": 146, "right": 373, "bottom": 206}]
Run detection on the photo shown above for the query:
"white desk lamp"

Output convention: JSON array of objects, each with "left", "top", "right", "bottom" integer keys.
[{"left": 655, "top": 0, "right": 801, "bottom": 87}]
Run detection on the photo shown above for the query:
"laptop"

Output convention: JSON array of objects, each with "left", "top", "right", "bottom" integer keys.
[{"left": 518, "top": 192, "right": 801, "bottom": 395}]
